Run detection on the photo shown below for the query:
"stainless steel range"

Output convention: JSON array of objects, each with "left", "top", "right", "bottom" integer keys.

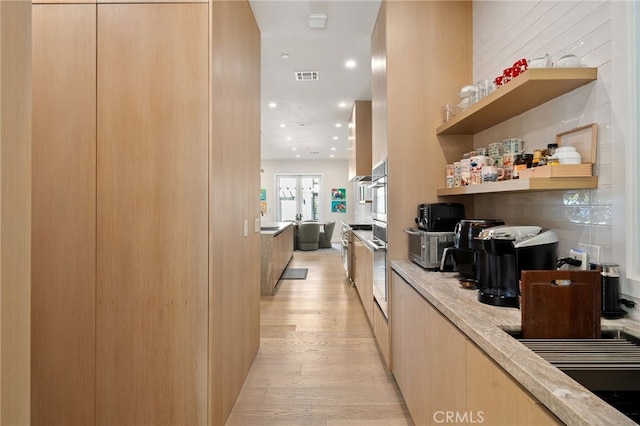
[{"left": 341, "top": 222, "right": 372, "bottom": 285}]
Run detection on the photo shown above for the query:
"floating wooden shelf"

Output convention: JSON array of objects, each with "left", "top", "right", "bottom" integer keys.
[
  {"left": 437, "top": 176, "right": 598, "bottom": 196},
  {"left": 436, "top": 68, "right": 598, "bottom": 136}
]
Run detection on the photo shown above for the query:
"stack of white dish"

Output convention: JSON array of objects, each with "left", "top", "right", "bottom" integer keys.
[{"left": 549, "top": 146, "right": 582, "bottom": 164}]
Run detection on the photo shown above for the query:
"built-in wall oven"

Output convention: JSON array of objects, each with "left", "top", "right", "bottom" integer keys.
[{"left": 370, "top": 159, "right": 388, "bottom": 319}]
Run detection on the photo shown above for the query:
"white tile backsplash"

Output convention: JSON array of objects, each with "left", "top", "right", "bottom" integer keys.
[{"left": 472, "top": 0, "right": 614, "bottom": 262}]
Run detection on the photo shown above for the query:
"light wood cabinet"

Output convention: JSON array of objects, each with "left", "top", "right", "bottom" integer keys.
[
  {"left": 261, "top": 226, "right": 294, "bottom": 295},
  {"left": 466, "top": 341, "right": 561, "bottom": 425},
  {"left": 391, "top": 271, "right": 466, "bottom": 425},
  {"left": 370, "top": 2, "right": 387, "bottom": 166},
  {"left": 31, "top": 2, "right": 260, "bottom": 424},
  {"left": 31, "top": 5, "right": 97, "bottom": 424},
  {"left": 373, "top": 299, "right": 390, "bottom": 369},
  {"left": 354, "top": 238, "right": 374, "bottom": 325},
  {"left": 348, "top": 100, "right": 373, "bottom": 181},
  {"left": 0, "top": 1, "right": 32, "bottom": 423},
  {"left": 392, "top": 271, "right": 559, "bottom": 425},
  {"left": 371, "top": 1, "right": 473, "bottom": 266},
  {"left": 96, "top": 5, "right": 209, "bottom": 424},
  {"left": 391, "top": 270, "right": 429, "bottom": 423}
]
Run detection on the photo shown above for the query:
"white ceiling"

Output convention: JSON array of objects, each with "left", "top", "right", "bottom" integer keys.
[{"left": 249, "top": 0, "right": 382, "bottom": 160}]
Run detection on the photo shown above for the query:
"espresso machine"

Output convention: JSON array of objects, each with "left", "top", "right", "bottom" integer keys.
[
  {"left": 442, "top": 219, "right": 505, "bottom": 279},
  {"left": 474, "top": 226, "right": 559, "bottom": 308}
]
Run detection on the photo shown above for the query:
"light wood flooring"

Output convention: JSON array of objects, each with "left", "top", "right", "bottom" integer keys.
[{"left": 226, "top": 247, "right": 413, "bottom": 426}]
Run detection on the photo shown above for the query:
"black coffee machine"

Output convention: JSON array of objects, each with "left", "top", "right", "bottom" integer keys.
[
  {"left": 442, "top": 219, "right": 505, "bottom": 279},
  {"left": 473, "top": 226, "right": 559, "bottom": 308}
]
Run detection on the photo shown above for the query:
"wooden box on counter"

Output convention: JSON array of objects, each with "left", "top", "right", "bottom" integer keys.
[{"left": 520, "top": 270, "right": 601, "bottom": 339}]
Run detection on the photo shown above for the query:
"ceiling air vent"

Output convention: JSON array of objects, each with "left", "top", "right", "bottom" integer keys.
[{"left": 295, "top": 71, "right": 319, "bottom": 81}]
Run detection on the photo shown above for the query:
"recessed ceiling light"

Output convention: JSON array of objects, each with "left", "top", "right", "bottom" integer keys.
[
  {"left": 335, "top": 123, "right": 342, "bottom": 128},
  {"left": 280, "top": 123, "right": 286, "bottom": 128},
  {"left": 338, "top": 102, "right": 347, "bottom": 108},
  {"left": 281, "top": 53, "right": 289, "bottom": 59},
  {"left": 331, "top": 147, "right": 336, "bottom": 151},
  {"left": 268, "top": 102, "right": 277, "bottom": 108},
  {"left": 292, "top": 147, "right": 296, "bottom": 151},
  {"left": 287, "top": 137, "right": 292, "bottom": 141},
  {"left": 345, "top": 60, "right": 356, "bottom": 68},
  {"left": 330, "top": 154, "right": 335, "bottom": 158},
  {"left": 296, "top": 154, "right": 300, "bottom": 158},
  {"left": 333, "top": 136, "right": 338, "bottom": 140}
]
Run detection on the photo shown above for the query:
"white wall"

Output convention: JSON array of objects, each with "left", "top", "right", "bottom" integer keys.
[
  {"left": 472, "top": 1, "right": 639, "bottom": 318},
  {"left": 260, "top": 159, "right": 371, "bottom": 241}
]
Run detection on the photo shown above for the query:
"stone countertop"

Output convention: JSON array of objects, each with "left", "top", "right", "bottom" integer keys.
[
  {"left": 260, "top": 222, "right": 293, "bottom": 237},
  {"left": 352, "top": 230, "right": 374, "bottom": 251},
  {"left": 391, "top": 260, "right": 639, "bottom": 426}
]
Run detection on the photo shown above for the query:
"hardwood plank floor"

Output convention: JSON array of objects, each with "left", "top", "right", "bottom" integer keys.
[{"left": 226, "top": 247, "right": 413, "bottom": 426}]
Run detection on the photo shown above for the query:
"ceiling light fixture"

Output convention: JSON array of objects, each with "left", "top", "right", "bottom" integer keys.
[
  {"left": 338, "top": 102, "right": 347, "bottom": 108},
  {"left": 268, "top": 102, "right": 277, "bottom": 108},
  {"left": 333, "top": 136, "right": 338, "bottom": 140},
  {"left": 280, "top": 124, "right": 286, "bottom": 128},
  {"left": 335, "top": 123, "right": 342, "bottom": 128},
  {"left": 308, "top": 13, "right": 327, "bottom": 29},
  {"left": 331, "top": 147, "right": 336, "bottom": 151},
  {"left": 345, "top": 59, "right": 357, "bottom": 68},
  {"left": 330, "top": 154, "right": 335, "bottom": 158},
  {"left": 281, "top": 53, "right": 289, "bottom": 59}
]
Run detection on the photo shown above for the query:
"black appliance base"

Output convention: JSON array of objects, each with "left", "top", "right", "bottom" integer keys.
[
  {"left": 602, "top": 309, "right": 627, "bottom": 319},
  {"left": 478, "top": 289, "right": 519, "bottom": 308}
]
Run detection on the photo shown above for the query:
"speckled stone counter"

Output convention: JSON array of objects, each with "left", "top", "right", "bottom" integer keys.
[
  {"left": 352, "top": 230, "right": 374, "bottom": 250},
  {"left": 391, "top": 260, "right": 640, "bottom": 426}
]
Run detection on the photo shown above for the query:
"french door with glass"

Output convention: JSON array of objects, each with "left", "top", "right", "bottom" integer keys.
[{"left": 276, "top": 175, "right": 321, "bottom": 222}]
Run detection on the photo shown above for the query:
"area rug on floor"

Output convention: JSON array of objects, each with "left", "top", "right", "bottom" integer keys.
[{"left": 280, "top": 268, "right": 308, "bottom": 280}]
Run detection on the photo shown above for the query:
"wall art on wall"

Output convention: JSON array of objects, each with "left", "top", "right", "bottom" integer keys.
[
  {"left": 331, "top": 200, "right": 346, "bottom": 213},
  {"left": 260, "top": 189, "right": 267, "bottom": 215},
  {"left": 331, "top": 188, "right": 346, "bottom": 200}
]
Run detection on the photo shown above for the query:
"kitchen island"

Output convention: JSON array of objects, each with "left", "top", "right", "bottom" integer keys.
[
  {"left": 260, "top": 222, "right": 294, "bottom": 295},
  {"left": 391, "top": 260, "right": 639, "bottom": 426}
]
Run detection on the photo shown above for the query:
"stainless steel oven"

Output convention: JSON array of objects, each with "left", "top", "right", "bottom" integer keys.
[
  {"left": 371, "top": 160, "right": 387, "bottom": 223},
  {"left": 370, "top": 158, "right": 388, "bottom": 319},
  {"left": 371, "top": 220, "right": 388, "bottom": 318}
]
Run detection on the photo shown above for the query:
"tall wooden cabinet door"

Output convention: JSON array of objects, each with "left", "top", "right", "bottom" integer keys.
[
  {"left": 371, "top": 1, "right": 388, "bottom": 165},
  {"left": 96, "top": 4, "right": 208, "bottom": 424},
  {"left": 390, "top": 272, "right": 428, "bottom": 424},
  {"left": 425, "top": 305, "right": 467, "bottom": 420},
  {"left": 31, "top": 5, "right": 97, "bottom": 425}
]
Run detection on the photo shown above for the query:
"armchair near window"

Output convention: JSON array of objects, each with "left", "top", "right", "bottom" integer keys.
[
  {"left": 297, "top": 222, "right": 321, "bottom": 251},
  {"left": 318, "top": 221, "right": 336, "bottom": 249}
]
